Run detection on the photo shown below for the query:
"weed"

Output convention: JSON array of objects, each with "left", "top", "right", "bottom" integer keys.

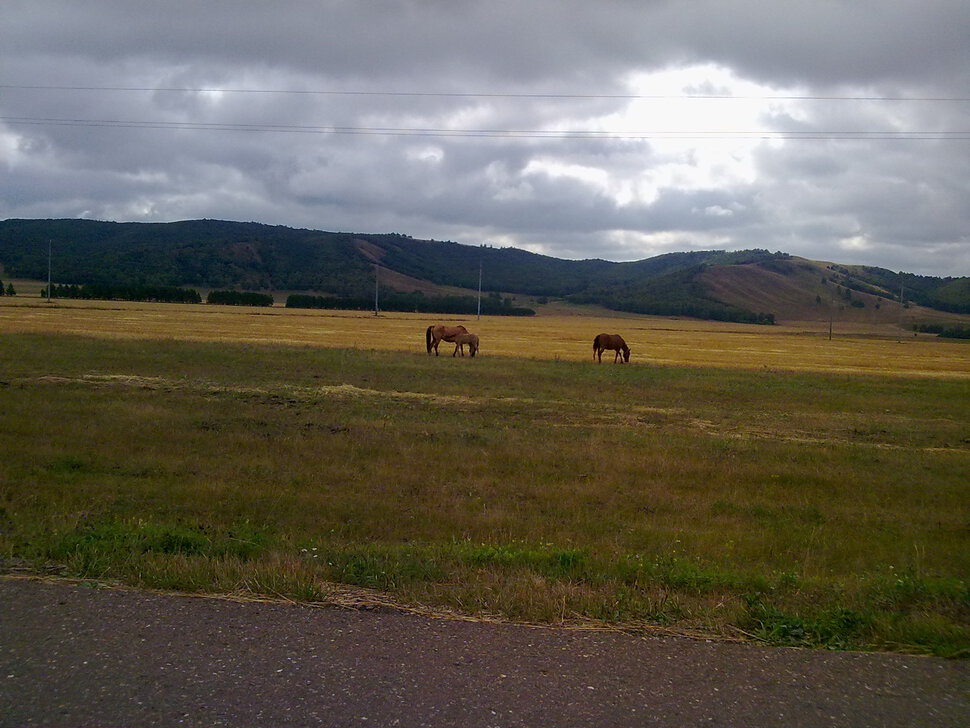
[
  {"left": 319, "top": 545, "right": 445, "bottom": 590},
  {"left": 459, "top": 542, "right": 590, "bottom": 580},
  {"left": 742, "top": 595, "right": 873, "bottom": 649},
  {"left": 42, "top": 520, "right": 272, "bottom": 571}
]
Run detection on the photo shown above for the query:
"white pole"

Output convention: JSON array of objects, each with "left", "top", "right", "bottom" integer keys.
[
  {"left": 477, "top": 259, "right": 482, "bottom": 320},
  {"left": 374, "top": 263, "right": 380, "bottom": 316},
  {"left": 828, "top": 289, "right": 834, "bottom": 341},
  {"left": 47, "top": 240, "right": 52, "bottom": 302},
  {"left": 899, "top": 283, "right": 904, "bottom": 336}
]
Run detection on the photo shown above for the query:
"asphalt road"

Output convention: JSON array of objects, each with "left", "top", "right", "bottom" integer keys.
[{"left": 1, "top": 577, "right": 967, "bottom": 727}]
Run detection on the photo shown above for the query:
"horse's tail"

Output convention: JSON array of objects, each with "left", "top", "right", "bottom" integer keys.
[
  {"left": 593, "top": 335, "right": 599, "bottom": 358},
  {"left": 426, "top": 325, "right": 433, "bottom": 353}
]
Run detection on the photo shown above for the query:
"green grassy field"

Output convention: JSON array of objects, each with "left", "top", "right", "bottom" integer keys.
[{"left": 2, "top": 326, "right": 967, "bottom": 656}]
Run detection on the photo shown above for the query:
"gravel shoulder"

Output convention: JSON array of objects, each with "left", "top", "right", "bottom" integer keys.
[{"left": 2, "top": 577, "right": 967, "bottom": 727}]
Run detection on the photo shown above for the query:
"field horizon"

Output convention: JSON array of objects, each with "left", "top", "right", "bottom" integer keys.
[{"left": 2, "top": 291, "right": 969, "bottom": 379}]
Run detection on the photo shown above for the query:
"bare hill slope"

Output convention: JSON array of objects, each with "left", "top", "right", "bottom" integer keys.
[{"left": 700, "top": 258, "right": 965, "bottom": 325}]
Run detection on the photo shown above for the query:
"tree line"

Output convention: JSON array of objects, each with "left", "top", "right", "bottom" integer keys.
[
  {"left": 38, "top": 284, "right": 284, "bottom": 307},
  {"left": 912, "top": 323, "right": 970, "bottom": 339},
  {"left": 206, "top": 290, "right": 274, "bottom": 306},
  {"left": 41, "top": 283, "right": 202, "bottom": 303},
  {"left": 286, "top": 292, "right": 535, "bottom": 316}
]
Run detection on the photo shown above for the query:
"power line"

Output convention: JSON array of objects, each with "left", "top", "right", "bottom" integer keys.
[
  {"left": 2, "top": 83, "right": 969, "bottom": 103},
  {"left": 2, "top": 115, "right": 966, "bottom": 140}
]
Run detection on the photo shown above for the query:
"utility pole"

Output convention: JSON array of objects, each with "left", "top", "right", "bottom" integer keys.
[
  {"left": 47, "top": 239, "right": 52, "bottom": 303},
  {"left": 476, "top": 258, "right": 483, "bottom": 320},
  {"left": 900, "top": 283, "right": 906, "bottom": 338},
  {"left": 828, "top": 289, "right": 834, "bottom": 341},
  {"left": 373, "top": 263, "right": 380, "bottom": 316}
]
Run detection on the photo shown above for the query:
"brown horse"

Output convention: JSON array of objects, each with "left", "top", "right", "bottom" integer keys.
[
  {"left": 426, "top": 324, "right": 468, "bottom": 356},
  {"left": 452, "top": 332, "right": 480, "bottom": 357},
  {"left": 593, "top": 333, "right": 630, "bottom": 363}
]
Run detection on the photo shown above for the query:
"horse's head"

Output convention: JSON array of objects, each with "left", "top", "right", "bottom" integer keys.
[
  {"left": 622, "top": 347, "right": 630, "bottom": 362},
  {"left": 469, "top": 336, "right": 479, "bottom": 357}
]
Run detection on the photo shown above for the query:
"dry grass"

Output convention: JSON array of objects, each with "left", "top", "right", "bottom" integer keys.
[
  {"left": 1, "top": 295, "right": 968, "bottom": 655},
  {"left": 2, "top": 295, "right": 969, "bottom": 378}
]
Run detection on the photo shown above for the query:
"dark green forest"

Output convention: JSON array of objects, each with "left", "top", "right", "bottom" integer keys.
[
  {"left": 0, "top": 219, "right": 374, "bottom": 294},
  {"left": 40, "top": 283, "right": 202, "bottom": 304},
  {"left": 2, "top": 218, "right": 968, "bottom": 322},
  {"left": 844, "top": 265, "right": 970, "bottom": 314},
  {"left": 286, "top": 292, "right": 534, "bottom": 316}
]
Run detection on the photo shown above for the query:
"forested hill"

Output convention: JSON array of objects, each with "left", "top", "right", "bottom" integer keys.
[{"left": 2, "top": 218, "right": 968, "bottom": 323}]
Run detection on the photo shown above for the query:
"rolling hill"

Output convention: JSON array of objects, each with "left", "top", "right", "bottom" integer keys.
[{"left": 2, "top": 218, "right": 968, "bottom": 325}]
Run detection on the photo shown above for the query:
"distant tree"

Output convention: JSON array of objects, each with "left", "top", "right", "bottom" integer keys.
[
  {"left": 207, "top": 290, "right": 274, "bottom": 306},
  {"left": 5, "top": 283, "right": 14, "bottom": 296}
]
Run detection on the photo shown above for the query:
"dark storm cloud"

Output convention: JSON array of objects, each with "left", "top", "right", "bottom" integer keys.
[{"left": 2, "top": 1, "right": 968, "bottom": 275}]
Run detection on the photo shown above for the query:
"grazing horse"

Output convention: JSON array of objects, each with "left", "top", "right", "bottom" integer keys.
[
  {"left": 426, "top": 324, "right": 468, "bottom": 356},
  {"left": 593, "top": 333, "right": 630, "bottom": 363},
  {"left": 452, "top": 332, "right": 480, "bottom": 357}
]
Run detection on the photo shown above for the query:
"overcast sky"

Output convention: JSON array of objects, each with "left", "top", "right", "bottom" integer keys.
[{"left": 2, "top": 1, "right": 968, "bottom": 276}]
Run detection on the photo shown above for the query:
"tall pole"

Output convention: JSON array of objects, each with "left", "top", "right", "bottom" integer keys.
[
  {"left": 476, "top": 259, "right": 482, "bottom": 320},
  {"left": 374, "top": 263, "right": 379, "bottom": 316},
  {"left": 828, "top": 289, "right": 834, "bottom": 341},
  {"left": 900, "top": 283, "right": 905, "bottom": 337},
  {"left": 47, "top": 239, "right": 52, "bottom": 302}
]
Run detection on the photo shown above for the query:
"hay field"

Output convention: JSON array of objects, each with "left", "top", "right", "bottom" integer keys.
[{"left": 2, "top": 295, "right": 969, "bottom": 379}]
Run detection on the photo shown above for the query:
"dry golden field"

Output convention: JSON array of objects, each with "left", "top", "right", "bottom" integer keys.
[{"left": 1, "top": 294, "right": 968, "bottom": 379}]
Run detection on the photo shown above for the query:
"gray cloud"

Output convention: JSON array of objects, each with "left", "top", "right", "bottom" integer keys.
[{"left": 2, "top": 1, "right": 968, "bottom": 276}]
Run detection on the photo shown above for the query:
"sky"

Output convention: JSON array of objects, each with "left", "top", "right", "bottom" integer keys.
[{"left": 2, "top": 1, "right": 968, "bottom": 277}]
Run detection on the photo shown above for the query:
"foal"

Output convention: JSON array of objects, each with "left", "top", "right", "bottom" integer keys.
[{"left": 452, "top": 332, "right": 480, "bottom": 357}]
